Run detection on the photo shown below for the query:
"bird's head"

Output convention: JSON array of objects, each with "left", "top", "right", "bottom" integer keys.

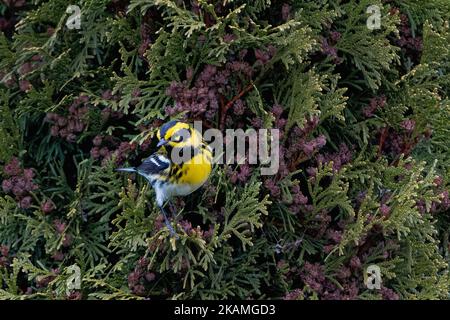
[{"left": 156, "top": 120, "right": 202, "bottom": 149}]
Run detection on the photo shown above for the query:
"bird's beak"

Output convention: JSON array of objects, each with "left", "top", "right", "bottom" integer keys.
[{"left": 157, "top": 139, "right": 168, "bottom": 148}]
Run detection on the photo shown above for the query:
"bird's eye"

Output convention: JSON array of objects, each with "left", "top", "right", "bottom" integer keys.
[
  {"left": 171, "top": 129, "right": 190, "bottom": 143},
  {"left": 171, "top": 135, "right": 183, "bottom": 142}
]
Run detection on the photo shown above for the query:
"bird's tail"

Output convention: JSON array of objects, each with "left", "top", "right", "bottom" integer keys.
[{"left": 116, "top": 167, "right": 137, "bottom": 173}]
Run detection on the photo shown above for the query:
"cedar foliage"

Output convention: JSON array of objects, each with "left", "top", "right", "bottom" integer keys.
[{"left": 0, "top": 0, "right": 449, "bottom": 300}]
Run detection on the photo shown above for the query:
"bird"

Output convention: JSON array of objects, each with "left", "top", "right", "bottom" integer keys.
[{"left": 116, "top": 120, "right": 213, "bottom": 238}]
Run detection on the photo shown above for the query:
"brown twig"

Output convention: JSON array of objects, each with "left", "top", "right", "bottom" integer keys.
[
  {"left": 219, "top": 82, "right": 254, "bottom": 130},
  {"left": 289, "top": 154, "right": 310, "bottom": 172},
  {"left": 377, "top": 126, "right": 389, "bottom": 158},
  {"left": 391, "top": 135, "right": 418, "bottom": 167}
]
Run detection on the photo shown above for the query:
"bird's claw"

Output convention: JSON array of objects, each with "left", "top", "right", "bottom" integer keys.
[
  {"left": 160, "top": 205, "right": 179, "bottom": 239},
  {"left": 164, "top": 220, "right": 179, "bottom": 240}
]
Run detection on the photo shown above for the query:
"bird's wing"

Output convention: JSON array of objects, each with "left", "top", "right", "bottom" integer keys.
[{"left": 137, "top": 153, "right": 171, "bottom": 175}]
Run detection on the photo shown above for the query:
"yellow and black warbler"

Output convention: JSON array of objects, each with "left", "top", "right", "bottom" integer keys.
[{"left": 117, "top": 121, "right": 213, "bottom": 237}]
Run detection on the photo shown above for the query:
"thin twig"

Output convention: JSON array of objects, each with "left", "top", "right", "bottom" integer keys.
[
  {"left": 220, "top": 82, "right": 254, "bottom": 130},
  {"left": 377, "top": 126, "right": 388, "bottom": 158}
]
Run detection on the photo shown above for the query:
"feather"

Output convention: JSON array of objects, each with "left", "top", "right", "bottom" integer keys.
[
  {"left": 116, "top": 167, "right": 137, "bottom": 173},
  {"left": 137, "top": 153, "right": 171, "bottom": 175}
]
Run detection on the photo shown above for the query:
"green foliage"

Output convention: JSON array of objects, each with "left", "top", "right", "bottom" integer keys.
[
  {"left": 0, "top": 0, "right": 449, "bottom": 300},
  {"left": 0, "top": 92, "right": 20, "bottom": 163},
  {"left": 335, "top": 0, "right": 400, "bottom": 91}
]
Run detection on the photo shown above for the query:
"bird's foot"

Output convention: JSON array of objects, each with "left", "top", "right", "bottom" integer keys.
[
  {"left": 164, "top": 219, "right": 179, "bottom": 240},
  {"left": 160, "top": 205, "right": 179, "bottom": 239}
]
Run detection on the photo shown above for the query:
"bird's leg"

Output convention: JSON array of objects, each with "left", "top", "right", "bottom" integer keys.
[
  {"left": 159, "top": 205, "right": 179, "bottom": 239},
  {"left": 168, "top": 200, "right": 177, "bottom": 216},
  {"left": 168, "top": 200, "right": 180, "bottom": 226}
]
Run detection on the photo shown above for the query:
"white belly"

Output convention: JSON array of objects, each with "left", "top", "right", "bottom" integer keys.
[
  {"left": 154, "top": 182, "right": 202, "bottom": 206},
  {"left": 166, "top": 183, "right": 200, "bottom": 197}
]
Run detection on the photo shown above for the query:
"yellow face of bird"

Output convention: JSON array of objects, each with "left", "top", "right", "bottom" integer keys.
[{"left": 156, "top": 121, "right": 202, "bottom": 149}]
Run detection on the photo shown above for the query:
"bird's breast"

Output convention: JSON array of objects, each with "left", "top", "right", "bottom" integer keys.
[{"left": 177, "top": 151, "right": 212, "bottom": 187}]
